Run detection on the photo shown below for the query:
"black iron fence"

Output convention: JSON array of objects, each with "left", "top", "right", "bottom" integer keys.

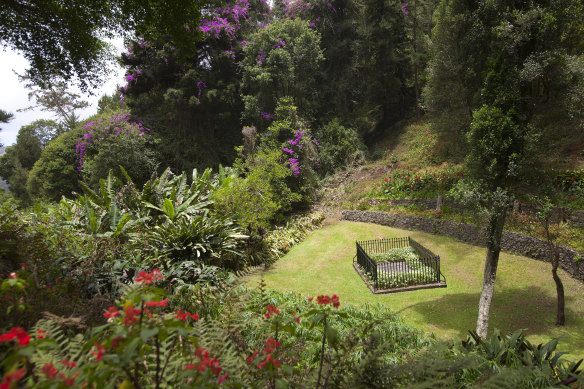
[{"left": 355, "top": 237, "right": 445, "bottom": 291}]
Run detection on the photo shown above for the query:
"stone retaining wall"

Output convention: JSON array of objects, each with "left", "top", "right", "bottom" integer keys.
[
  {"left": 365, "top": 198, "right": 584, "bottom": 226},
  {"left": 341, "top": 210, "right": 584, "bottom": 281}
]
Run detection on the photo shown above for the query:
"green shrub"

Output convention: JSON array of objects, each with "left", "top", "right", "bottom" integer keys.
[
  {"left": 76, "top": 111, "right": 160, "bottom": 189},
  {"left": 315, "top": 119, "right": 365, "bottom": 175},
  {"left": 382, "top": 166, "right": 465, "bottom": 199},
  {"left": 369, "top": 247, "right": 419, "bottom": 263},
  {"left": 26, "top": 126, "right": 84, "bottom": 202},
  {"left": 214, "top": 148, "right": 301, "bottom": 229}
]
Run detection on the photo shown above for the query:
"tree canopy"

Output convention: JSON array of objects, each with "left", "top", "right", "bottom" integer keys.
[{"left": 0, "top": 0, "right": 205, "bottom": 89}]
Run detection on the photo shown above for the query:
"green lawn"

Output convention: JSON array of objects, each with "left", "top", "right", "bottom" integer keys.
[{"left": 244, "top": 220, "right": 584, "bottom": 360}]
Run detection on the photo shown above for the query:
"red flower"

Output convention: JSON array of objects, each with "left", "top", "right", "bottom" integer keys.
[
  {"left": 104, "top": 306, "right": 120, "bottom": 320},
  {"left": 384, "top": 178, "right": 388, "bottom": 182},
  {"left": 175, "top": 310, "right": 199, "bottom": 321},
  {"left": 124, "top": 306, "right": 142, "bottom": 326},
  {"left": 111, "top": 336, "right": 125, "bottom": 349},
  {"left": 9, "top": 272, "right": 17, "bottom": 279},
  {"left": 264, "top": 338, "right": 280, "bottom": 354},
  {"left": 218, "top": 373, "right": 228, "bottom": 384},
  {"left": 144, "top": 299, "right": 168, "bottom": 307},
  {"left": 313, "top": 294, "right": 340, "bottom": 309},
  {"left": 293, "top": 312, "right": 300, "bottom": 323},
  {"left": 187, "top": 347, "right": 223, "bottom": 377},
  {"left": 135, "top": 269, "right": 164, "bottom": 285},
  {"left": 0, "top": 368, "right": 26, "bottom": 389},
  {"left": 91, "top": 342, "right": 105, "bottom": 360},
  {"left": 0, "top": 327, "right": 31, "bottom": 346},
  {"left": 61, "top": 359, "right": 77, "bottom": 369},
  {"left": 264, "top": 304, "right": 280, "bottom": 319},
  {"left": 572, "top": 197, "right": 576, "bottom": 200},
  {"left": 37, "top": 329, "right": 48, "bottom": 339},
  {"left": 247, "top": 350, "right": 259, "bottom": 364},
  {"left": 62, "top": 375, "right": 76, "bottom": 386},
  {"left": 331, "top": 294, "right": 340, "bottom": 308},
  {"left": 258, "top": 354, "right": 280, "bottom": 369},
  {"left": 42, "top": 362, "right": 58, "bottom": 379}
]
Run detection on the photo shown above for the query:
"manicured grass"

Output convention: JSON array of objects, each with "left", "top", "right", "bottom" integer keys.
[{"left": 243, "top": 220, "right": 584, "bottom": 360}]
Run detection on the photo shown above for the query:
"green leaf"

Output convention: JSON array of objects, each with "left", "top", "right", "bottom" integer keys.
[
  {"left": 17, "top": 346, "right": 35, "bottom": 358},
  {"left": 121, "top": 337, "right": 142, "bottom": 363},
  {"left": 163, "top": 198, "right": 175, "bottom": 220},
  {"left": 325, "top": 325, "right": 339, "bottom": 346},
  {"left": 140, "top": 327, "right": 159, "bottom": 342}
]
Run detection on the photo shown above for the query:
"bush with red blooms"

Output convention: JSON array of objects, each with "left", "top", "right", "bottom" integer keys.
[
  {"left": 0, "top": 269, "right": 236, "bottom": 388},
  {"left": 383, "top": 167, "right": 465, "bottom": 197},
  {"left": 1, "top": 275, "right": 353, "bottom": 388}
]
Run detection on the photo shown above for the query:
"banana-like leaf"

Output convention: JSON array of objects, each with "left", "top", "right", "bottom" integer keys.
[
  {"left": 163, "top": 198, "right": 175, "bottom": 220},
  {"left": 119, "top": 165, "right": 134, "bottom": 186},
  {"left": 113, "top": 214, "right": 132, "bottom": 236},
  {"left": 109, "top": 202, "right": 121, "bottom": 231},
  {"left": 79, "top": 180, "right": 105, "bottom": 208}
]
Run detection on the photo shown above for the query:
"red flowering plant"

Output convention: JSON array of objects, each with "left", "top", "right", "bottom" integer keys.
[
  {"left": 243, "top": 302, "right": 301, "bottom": 388},
  {"left": 0, "top": 271, "right": 29, "bottom": 320},
  {"left": 382, "top": 167, "right": 465, "bottom": 198},
  {"left": 305, "top": 294, "right": 348, "bottom": 388},
  {"left": 0, "top": 269, "right": 236, "bottom": 388}
]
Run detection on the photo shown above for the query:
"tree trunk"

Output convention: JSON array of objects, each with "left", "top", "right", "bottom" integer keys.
[
  {"left": 413, "top": 0, "right": 420, "bottom": 119},
  {"left": 551, "top": 248, "right": 565, "bottom": 326},
  {"left": 476, "top": 208, "right": 507, "bottom": 338}
]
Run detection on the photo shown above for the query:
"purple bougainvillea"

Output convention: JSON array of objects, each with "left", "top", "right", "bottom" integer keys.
[{"left": 282, "top": 130, "right": 319, "bottom": 176}]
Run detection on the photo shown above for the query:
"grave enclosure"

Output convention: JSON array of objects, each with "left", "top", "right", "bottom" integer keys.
[{"left": 354, "top": 237, "right": 447, "bottom": 294}]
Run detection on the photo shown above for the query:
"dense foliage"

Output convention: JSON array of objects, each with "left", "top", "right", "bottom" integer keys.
[{"left": 2, "top": 0, "right": 584, "bottom": 386}]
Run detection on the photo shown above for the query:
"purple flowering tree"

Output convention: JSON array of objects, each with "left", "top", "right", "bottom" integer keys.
[{"left": 118, "top": 0, "right": 270, "bottom": 172}]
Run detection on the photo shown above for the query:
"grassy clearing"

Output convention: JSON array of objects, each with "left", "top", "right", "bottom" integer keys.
[{"left": 243, "top": 220, "right": 584, "bottom": 360}]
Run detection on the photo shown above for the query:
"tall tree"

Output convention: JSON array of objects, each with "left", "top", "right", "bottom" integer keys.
[
  {"left": 241, "top": 18, "right": 324, "bottom": 126},
  {"left": 0, "top": 120, "right": 45, "bottom": 203},
  {"left": 16, "top": 73, "right": 88, "bottom": 132},
  {"left": 354, "top": 0, "right": 410, "bottom": 133},
  {"left": 431, "top": 0, "right": 584, "bottom": 338},
  {"left": 121, "top": 0, "right": 270, "bottom": 172},
  {"left": 465, "top": 105, "right": 524, "bottom": 338},
  {"left": 534, "top": 198, "right": 566, "bottom": 326}
]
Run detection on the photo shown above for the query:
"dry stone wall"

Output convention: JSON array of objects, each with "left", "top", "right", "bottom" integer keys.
[
  {"left": 341, "top": 210, "right": 584, "bottom": 281},
  {"left": 365, "top": 198, "right": 584, "bottom": 226}
]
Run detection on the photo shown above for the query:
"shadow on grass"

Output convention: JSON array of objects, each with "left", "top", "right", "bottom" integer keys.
[{"left": 396, "top": 285, "right": 584, "bottom": 349}]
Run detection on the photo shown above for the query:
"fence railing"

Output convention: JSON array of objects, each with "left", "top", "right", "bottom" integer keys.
[
  {"left": 355, "top": 237, "right": 445, "bottom": 291},
  {"left": 356, "top": 241, "right": 378, "bottom": 289}
]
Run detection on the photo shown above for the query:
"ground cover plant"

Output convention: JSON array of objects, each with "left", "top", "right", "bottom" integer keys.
[
  {"left": 361, "top": 247, "right": 439, "bottom": 289},
  {"left": 369, "top": 247, "right": 419, "bottom": 263}
]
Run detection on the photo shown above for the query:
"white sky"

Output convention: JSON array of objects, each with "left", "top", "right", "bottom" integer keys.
[{"left": 0, "top": 42, "right": 126, "bottom": 147}]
